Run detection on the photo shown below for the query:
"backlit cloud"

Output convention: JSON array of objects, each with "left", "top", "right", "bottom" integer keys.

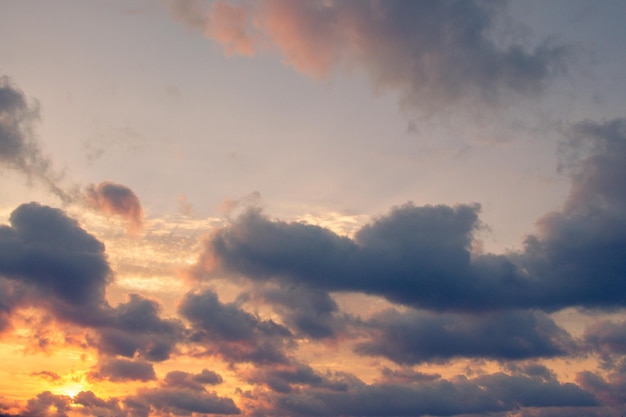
[{"left": 84, "top": 181, "right": 144, "bottom": 234}]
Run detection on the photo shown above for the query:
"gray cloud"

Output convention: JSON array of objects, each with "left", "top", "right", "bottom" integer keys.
[
  {"left": 0, "top": 76, "right": 145, "bottom": 231},
  {"left": 355, "top": 309, "right": 575, "bottom": 364},
  {"left": 89, "top": 357, "right": 156, "bottom": 382},
  {"left": 0, "top": 202, "right": 111, "bottom": 324},
  {"left": 0, "top": 76, "right": 71, "bottom": 203},
  {"left": 195, "top": 117, "right": 626, "bottom": 313},
  {"left": 171, "top": 0, "right": 569, "bottom": 114},
  {"left": 256, "top": 372, "right": 596, "bottom": 417},
  {"left": 179, "top": 288, "right": 293, "bottom": 364},
  {"left": 255, "top": 284, "right": 344, "bottom": 339},
  {"left": 129, "top": 386, "right": 240, "bottom": 416},
  {"left": 23, "top": 391, "right": 71, "bottom": 417},
  {"left": 0, "top": 203, "right": 183, "bottom": 362},
  {"left": 163, "top": 369, "right": 224, "bottom": 391},
  {"left": 95, "top": 293, "right": 184, "bottom": 362}
]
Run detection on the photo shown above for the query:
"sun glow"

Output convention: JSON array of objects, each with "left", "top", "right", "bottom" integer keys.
[{"left": 54, "top": 380, "right": 89, "bottom": 398}]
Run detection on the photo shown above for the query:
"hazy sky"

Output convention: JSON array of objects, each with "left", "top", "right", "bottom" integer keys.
[{"left": 1, "top": 1, "right": 626, "bottom": 416}]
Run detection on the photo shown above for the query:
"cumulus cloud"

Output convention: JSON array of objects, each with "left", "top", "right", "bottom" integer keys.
[
  {"left": 252, "top": 371, "right": 596, "bottom": 417},
  {"left": 0, "top": 204, "right": 183, "bottom": 362},
  {"left": 171, "top": 0, "right": 569, "bottom": 113},
  {"left": 194, "top": 117, "right": 626, "bottom": 313},
  {"left": 163, "top": 369, "right": 223, "bottom": 390},
  {"left": 355, "top": 308, "right": 575, "bottom": 364},
  {"left": 89, "top": 357, "right": 156, "bottom": 382},
  {"left": 255, "top": 284, "right": 344, "bottom": 339},
  {"left": 0, "top": 202, "right": 112, "bottom": 325},
  {"left": 179, "top": 288, "right": 293, "bottom": 364},
  {"left": 94, "top": 293, "right": 184, "bottom": 362},
  {"left": 85, "top": 181, "right": 144, "bottom": 234},
  {"left": 129, "top": 386, "right": 240, "bottom": 416}
]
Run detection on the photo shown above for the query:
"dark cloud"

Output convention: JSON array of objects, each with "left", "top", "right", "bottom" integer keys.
[
  {"left": 179, "top": 288, "right": 293, "bottom": 364},
  {"left": 73, "top": 391, "right": 126, "bottom": 417},
  {"left": 0, "top": 204, "right": 184, "bottom": 362},
  {"left": 583, "top": 319, "right": 626, "bottom": 367},
  {"left": 577, "top": 368, "right": 626, "bottom": 407},
  {"left": 355, "top": 309, "right": 575, "bottom": 364},
  {"left": 257, "top": 372, "right": 596, "bottom": 417},
  {"left": 246, "top": 362, "right": 351, "bottom": 394},
  {"left": 129, "top": 386, "right": 240, "bottom": 416},
  {"left": 519, "top": 118, "right": 626, "bottom": 310},
  {"left": 377, "top": 367, "right": 441, "bottom": 384},
  {"left": 195, "top": 117, "right": 626, "bottom": 312},
  {"left": 163, "top": 369, "right": 223, "bottom": 390},
  {"left": 0, "top": 202, "right": 111, "bottom": 323},
  {"left": 0, "top": 76, "right": 71, "bottom": 203},
  {"left": 255, "top": 284, "right": 344, "bottom": 339},
  {"left": 171, "top": 0, "right": 569, "bottom": 113},
  {"left": 89, "top": 357, "right": 156, "bottom": 382},
  {"left": 23, "top": 391, "right": 71, "bottom": 417},
  {"left": 84, "top": 181, "right": 144, "bottom": 234},
  {"left": 95, "top": 293, "right": 184, "bottom": 362},
  {"left": 29, "top": 371, "right": 61, "bottom": 382}
]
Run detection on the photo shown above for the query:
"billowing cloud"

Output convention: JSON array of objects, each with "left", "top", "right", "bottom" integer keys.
[
  {"left": 194, "top": 118, "right": 626, "bottom": 313},
  {"left": 179, "top": 288, "right": 293, "bottom": 364},
  {"left": 0, "top": 202, "right": 111, "bottom": 325},
  {"left": 73, "top": 391, "right": 127, "bottom": 417},
  {"left": 355, "top": 309, "right": 575, "bottom": 364},
  {"left": 129, "top": 386, "right": 240, "bottom": 416},
  {"left": 94, "top": 293, "right": 184, "bottom": 362},
  {"left": 0, "top": 204, "right": 183, "bottom": 363},
  {"left": 163, "top": 369, "right": 223, "bottom": 390},
  {"left": 23, "top": 391, "right": 72, "bottom": 417},
  {"left": 253, "top": 371, "right": 596, "bottom": 417},
  {"left": 85, "top": 181, "right": 144, "bottom": 234},
  {"left": 171, "top": 0, "right": 569, "bottom": 113},
  {"left": 255, "top": 284, "right": 344, "bottom": 339}
]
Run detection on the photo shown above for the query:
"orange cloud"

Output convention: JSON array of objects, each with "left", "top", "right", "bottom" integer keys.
[{"left": 84, "top": 181, "right": 144, "bottom": 234}]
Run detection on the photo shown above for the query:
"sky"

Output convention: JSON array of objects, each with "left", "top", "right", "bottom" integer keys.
[{"left": 1, "top": 0, "right": 626, "bottom": 416}]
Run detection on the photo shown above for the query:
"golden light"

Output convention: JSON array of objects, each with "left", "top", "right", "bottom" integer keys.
[{"left": 53, "top": 381, "right": 88, "bottom": 398}]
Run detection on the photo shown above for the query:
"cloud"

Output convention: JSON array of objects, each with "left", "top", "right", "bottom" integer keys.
[
  {"left": 255, "top": 371, "right": 596, "bottom": 417},
  {"left": 171, "top": 0, "right": 569, "bottom": 114},
  {"left": 0, "top": 76, "right": 144, "bottom": 231},
  {"left": 129, "top": 386, "right": 241, "bottom": 416},
  {"left": 0, "top": 76, "right": 73, "bottom": 203},
  {"left": 23, "top": 391, "right": 71, "bottom": 417},
  {"left": 519, "top": 118, "right": 626, "bottom": 310},
  {"left": 577, "top": 367, "right": 626, "bottom": 407},
  {"left": 73, "top": 391, "right": 127, "bottom": 417},
  {"left": 0, "top": 203, "right": 184, "bottom": 362},
  {"left": 355, "top": 308, "right": 575, "bottom": 364},
  {"left": 246, "top": 362, "right": 352, "bottom": 394},
  {"left": 179, "top": 288, "right": 293, "bottom": 364},
  {"left": 84, "top": 181, "right": 144, "bottom": 234},
  {"left": 163, "top": 369, "right": 223, "bottom": 390},
  {"left": 255, "top": 284, "right": 344, "bottom": 339},
  {"left": 0, "top": 202, "right": 111, "bottom": 324},
  {"left": 194, "top": 117, "right": 626, "bottom": 313},
  {"left": 94, "top": 293, "right": 184, "bottom": 362},
  {"left": 89, "top": 357, "right": 156, "bottom": 382}
]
